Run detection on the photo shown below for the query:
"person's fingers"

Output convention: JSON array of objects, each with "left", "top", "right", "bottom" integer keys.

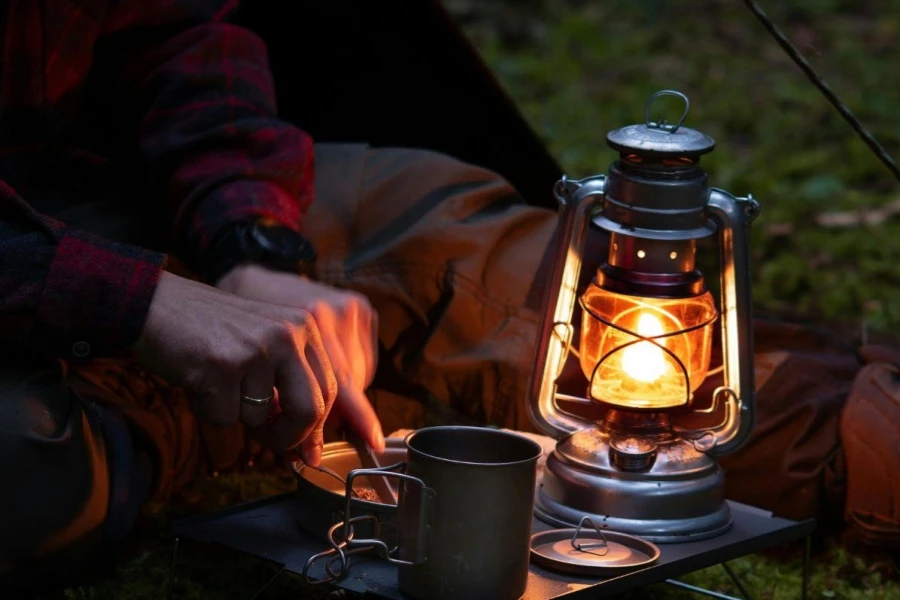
[
  {"left": 300, "top": 424, "right": 326, "bottom": 468},
  {"left": 366, "top": 308, "right": 379, "bottom": 388},
  {"left": 256, "top": 315, "right": 337, "bottom": 465},
  {"left": 305, "top": 292, "right": 372, "bottom": 390},
  {"left": 318, "top": 328, "right": 352, "bottom": 439},
  {"left": 338, "top": 302, "right": 366, "bottom": 391},
  {"left": 262, "top": 350, "right": 323, "bottom": 454},
  {"left": 299, "top": 322, "right": 338, "bottom": 467},
  {"left": 240, "top": 361, "right": 276, "bottom": 429},
  {"left": 339, "top": 294, "right": 378, "bottom": 390},
  {"left": 310, "top": 303, "right": 381, "bottom": 452},
  {"left": 340, "top": 386, "right": 385, "bottom": 453},
  {"left": 355, "top": 303, "right": 378, "bottom": 389},
  {"left": 311, "top": 303, "right": 353, "bottom": 392}
]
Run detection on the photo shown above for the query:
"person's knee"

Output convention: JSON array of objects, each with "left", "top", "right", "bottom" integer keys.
[{"left": 0, "top": 367, "right": 109, "bottom": 566}]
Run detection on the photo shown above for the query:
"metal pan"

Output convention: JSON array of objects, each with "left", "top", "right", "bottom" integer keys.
[{"left": 291, "top": 438, "right": 406, "bottom": 545}]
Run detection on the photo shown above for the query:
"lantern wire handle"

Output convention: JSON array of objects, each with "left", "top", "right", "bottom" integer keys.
[
  {"left": 644, "top": 90, "right": 691, "bottom": 134},
  {"left": 742, "top": 0, "right": 900, "bottom": 184}
]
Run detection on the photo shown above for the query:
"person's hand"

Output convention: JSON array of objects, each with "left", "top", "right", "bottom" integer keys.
[
  {"left": 216, "top": 264, "right": 384, "bottom": 459},
  {"left": 132, "top": 271, "right": 339, "bottom": 465}
]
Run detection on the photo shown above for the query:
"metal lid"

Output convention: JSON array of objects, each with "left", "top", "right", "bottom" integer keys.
[
  {"left": 530, "top": 517, "right": 661, "bottom": 576},
  {"left": 606, "top": 90, "right": 716, "bottom": 157}
]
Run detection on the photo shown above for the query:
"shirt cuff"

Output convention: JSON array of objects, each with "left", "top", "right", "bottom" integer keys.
[
  {"left": 184, "top": 179, "right": 307, "bottom": 274},
  {"left": 30, "top": 232, "right": 167, "bottom": 360}
]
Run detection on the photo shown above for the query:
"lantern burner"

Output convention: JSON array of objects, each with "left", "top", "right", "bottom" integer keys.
[{"left": 604, "top": 409, "right": 672, "bottom": 436}]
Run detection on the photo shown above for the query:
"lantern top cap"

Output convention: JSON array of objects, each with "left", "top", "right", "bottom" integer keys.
[{"left": 606, "top": 90, "right": 716, "bottom": 158}]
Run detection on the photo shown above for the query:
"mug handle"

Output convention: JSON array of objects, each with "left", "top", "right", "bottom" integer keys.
[{"left": 302, "top": 463, "right": 436, "bottom": 585}]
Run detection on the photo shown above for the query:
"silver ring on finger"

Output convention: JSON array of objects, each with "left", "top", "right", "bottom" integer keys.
[{"left": 241, "top": 391, "right": 274, "bottom": 406}]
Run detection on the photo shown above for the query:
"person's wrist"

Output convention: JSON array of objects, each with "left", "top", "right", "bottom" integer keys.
[
  {"left": 202, "top": 217, "right": 317, "bottom": 285},
  {"left": 215, "top": 263, "right": 277, "bottom": 294}
]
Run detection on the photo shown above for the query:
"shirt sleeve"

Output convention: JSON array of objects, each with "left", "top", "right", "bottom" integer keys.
[
  {"left": 99, "top": 0, "right": 316, "bottom": 276},
  {"left": 0, "top": 181, "right": 166, "bottom": 360}
]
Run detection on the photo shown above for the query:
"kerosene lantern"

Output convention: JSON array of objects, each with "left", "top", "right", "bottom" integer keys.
[{"left": 527, "top": 90, "right": 760, "bottom": 542}]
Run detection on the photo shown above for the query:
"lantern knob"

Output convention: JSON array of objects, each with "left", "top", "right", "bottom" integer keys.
[
  {"left": 606, "top": 90, "right": 716, "bottom": 158},
  {"left": 609, "top": 436, "right": 658, "bottom": 472}
]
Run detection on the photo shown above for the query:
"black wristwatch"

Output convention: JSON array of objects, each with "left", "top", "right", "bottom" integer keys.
[{"left": 204, "top": 217, "right": 318, "bottom": 284}]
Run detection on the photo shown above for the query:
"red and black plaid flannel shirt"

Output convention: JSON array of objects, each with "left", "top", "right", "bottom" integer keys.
[{"left": 0, "top": 0, "right": 314, "bottom": 360}]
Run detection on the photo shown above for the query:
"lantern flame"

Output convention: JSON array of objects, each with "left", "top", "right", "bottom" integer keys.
[
  {"left": 621, "top": 312, "right": 668, "bottom": 383},
  {"left": 580, "top": 286, "right": 717, "bottom": 409}
]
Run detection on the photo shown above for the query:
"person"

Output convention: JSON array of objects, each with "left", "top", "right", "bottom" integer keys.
[
  {"left": 0, "top": 0, "right": 555, "bottom": 588},
  {"left": 1, "top": 0, "right": 898, "bottom": 592}
]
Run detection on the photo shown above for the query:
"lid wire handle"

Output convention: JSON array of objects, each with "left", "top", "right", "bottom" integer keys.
[
  {"left": 645, "top": 90, "right": 691, "bottom": 134},
  {"left": 571, "top": 516, "right": 610, "bottom": 557}
]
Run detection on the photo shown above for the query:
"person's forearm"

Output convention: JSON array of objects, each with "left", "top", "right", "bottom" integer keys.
[
  {"left": 98, "top": 0, "right": 315, "bottom": 277},
  {"left": 0, "top": 180, "right": 166, "bottom": 359}
]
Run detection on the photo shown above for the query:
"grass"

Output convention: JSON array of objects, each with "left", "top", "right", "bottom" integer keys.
[{"left": 37, "top": 0, "right": 900, "bottom": 598}]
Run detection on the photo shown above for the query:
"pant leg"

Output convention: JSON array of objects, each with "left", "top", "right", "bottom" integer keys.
[
  {"left": 0, "top": 358, "right": 151, "bottom": 589},
  {"left": 841, "top": 346, "right": 900, "bottom": 547},
  {"left": 307, "top": 143, "right": 557, "bottom": 434},
  {"left": 66, "top": 356, "right": 270, "bottom": 503}
]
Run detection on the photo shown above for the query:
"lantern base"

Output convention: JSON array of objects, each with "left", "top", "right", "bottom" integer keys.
[{"left": 534, "top": 426, "right": 732, "bottom": 543}]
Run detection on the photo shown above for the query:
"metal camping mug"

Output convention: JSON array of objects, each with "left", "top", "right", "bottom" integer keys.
[{"left": 305, "top": 426, "right": 542, "bottom": 600}]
